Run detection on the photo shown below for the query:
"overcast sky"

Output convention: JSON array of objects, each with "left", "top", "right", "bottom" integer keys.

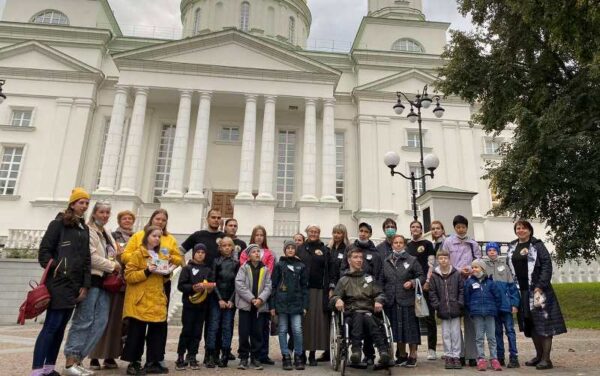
[{"left": 0, "top": 0, "right": 472, "bottom": 49}]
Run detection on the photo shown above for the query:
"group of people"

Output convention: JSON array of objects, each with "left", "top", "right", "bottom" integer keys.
[{"left": 30, "top": 187, "right": 567, "bottom": 376}]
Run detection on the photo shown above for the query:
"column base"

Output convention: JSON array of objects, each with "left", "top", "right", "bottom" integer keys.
[
  {"left": 353, "top": 210, "right": 398, "bottom": 240},
  {"left": 158, "top": 196, "right": 208, "bottom": 235},
  {"left": 233, "top": 198, "right": 276, "bottom": 237},
  {"left": 162, "top": 191, "right": 184, "bottom": 199},
  {"left": 92, "top": 193, "right": 143, "bottom": 230},
  {"left": 297, "top": 201, "right": 341, "bottom": 235}
]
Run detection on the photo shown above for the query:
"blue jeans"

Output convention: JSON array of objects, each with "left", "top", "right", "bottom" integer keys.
[
  {"left": 205, "top": 299, "right": 235, "bottom": 351},
  {"left": 278, "top": 314, "right": 303, "bottom": 357},
  {"left": 32, "top": 308, "right": 73, "bottom": 369},
  {"left": 495, "top": 312, "right": 518, "bottom": 359},
  {"left": 473, "top": 315, "right": 497, "bottom": 360},
  {"left": 64, "top": 287, "right": 110, "bottom": 360}
]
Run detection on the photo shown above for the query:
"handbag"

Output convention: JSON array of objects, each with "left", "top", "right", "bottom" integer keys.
[
  {"left": 414, "top": 278, "right": 430, "bottom": 318},
  {"left": 102, "top": 272, "right": 124, "bottom": 293},
  {"left": 17, "top": 259, "right": 53, "bottom": 325}
]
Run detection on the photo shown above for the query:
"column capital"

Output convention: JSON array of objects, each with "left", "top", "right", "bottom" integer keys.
[
  {"left": 245, "top": 93, "right": 259, "bottom": 102},
  {"left": 305, "top": 97, "right": 318, "bottom": 106},
  {"left": 197, "top": 91, "right": 213, "bottom": 100},
  {"left": 114, "top": 85, "right": 130, "bottom": 94},
  {"left": 323, "top": 97, "right": 336, "bottom": 106},
  {"left": 74, "top": 98, "right": 95, "bottom": 108},
  {"left": 264, "top": 95, "right": 277, "bottom": 103},
  {"left": 178, "top": 89, "right": 193, "bottom": 97},
  {"left": 133, "top": 87, "right": 149, "bottom": 96},
  {"left": 55, "top": 98, "right": 74, "bottom": 107}
]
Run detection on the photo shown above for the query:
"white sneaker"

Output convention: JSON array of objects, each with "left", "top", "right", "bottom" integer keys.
[
  {"left": 427, "top": 349, "right": 437, "bottom": 360},
  {"left": 63, "top": 366, "right": 85, "bottom": 376},
  {"left": 75, "top": 365, "right": 95, "bottom": 375}
]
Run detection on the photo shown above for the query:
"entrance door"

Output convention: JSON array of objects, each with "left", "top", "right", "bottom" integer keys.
[{"left": 211, "top": 192, "right": 236, "bottom": 218}]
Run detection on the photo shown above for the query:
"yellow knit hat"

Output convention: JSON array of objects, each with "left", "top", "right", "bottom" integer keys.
[{"left": 69, "top": 187, "right": 90, "bottom": 204}]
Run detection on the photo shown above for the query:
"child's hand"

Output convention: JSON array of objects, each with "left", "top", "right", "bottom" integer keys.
[
  {"left": 219, "top": 300, "right": 228, "bottom": 309},
  {"left": 512, "top": 306, "right": 518, "bottom": 314},
  {"left": 270, "top": 309, "right": 276, "bottom": 317},
  {"left": 227, "top": 301, "right": 234, "bottom": 309},
  {"left": 148, "top": 264, "right": 157, "bottom": 273},
  {"left": 192, "top": 283, "right": 204, "bottom": 292}
]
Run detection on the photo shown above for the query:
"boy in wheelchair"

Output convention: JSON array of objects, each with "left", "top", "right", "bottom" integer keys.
[{"left": 330, "top": 246, "right": 391, "bottom": 366}]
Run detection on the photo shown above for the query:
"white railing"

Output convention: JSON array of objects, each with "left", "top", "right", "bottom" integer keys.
[
  {"left": 552, "top": 260, "right": 600, "bottom": 283},
  {"left": 273, "top": 220, "right": 300, "bottom": 237},
  {"left": 5, "top": 229, "right": 45, "bottom": 250}
]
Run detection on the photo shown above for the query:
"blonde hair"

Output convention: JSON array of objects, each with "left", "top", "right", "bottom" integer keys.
[{"left": 328, "top": 224, "right": 350, "bottom": 248}]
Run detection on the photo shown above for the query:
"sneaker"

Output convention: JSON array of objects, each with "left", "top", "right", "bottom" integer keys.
[
  {"left": 364, "top": 357, "right": 375, "bottom": 367},
  {"left": 525, "top": 357, "right": 541, "bottom": 367},
  {"left": 250, "top": 359, "right": 263, "bottom": 370},
  {"left": 378, "top": 350, "right": 391, "bottom": 366},
  {"left": 228, "top": 352, "right": 236, "bottom": 361},
  {"left": 89, "top": 359, "right": 101, "bottom": 371},
  {"left": 188, "top": 359, "right": 200, "bottom": 370},
  {"left": 175, "top": 358, "right": 187, "bottom": 371},
  {"left": 350, "top": 348, "right": 362, "bottom": 364},
  {"left": 491, "top": 358, "right": 502, "bottom": 371},
  {"left": 499, "top": 358, "right": 506, "bottom": 367},
  {"left": 535, "top": 360, "right": 553, "bottom": 370},
  {"left": 63, "top": 366, "right": 85, "bottom": 376},
  {"left": 395, "top": 355, "right": 408, "bottom": 366},
  {"left": 127, "top": 362, "right": 144, "bottom": 376},
  {"left": 445, "top": 358, "right": 453, "bottom": 369},
  {"left": 104, "top": 359, "right": 118, "bottom": 369},
  {"left": 259, "top": 357, "right": 275, "bottom": 365},
  {"left": 238, "top": 359, "right": 248, "bottom": 370},
  {"left": 282, "top": 354, "right": 293, "bottom": 371},
  {"left": 477, "top": 358, "right": 488, "bottom": 371},
  {"left": 206, "top": 352, "right": 216, "bottom": 368},
  {"left": 453, "top": 357, "right": 463, "bottom": 369},
  {"left": 507, "top": 357, "right": 520, "bottom": 368},
  {"left": 294, "top": 355, "right": 305, "bottom": 370},
  {"left": 144, "top": 362, "right": 169, "bottom": 374},
  {"left": 469, "top": 358, "right": 478, "bottom": 367},
  {"left": 427, "top": 349, "right": 437, "bottom": 360},
  {"left": 404, "top": 357, "right": 417, "bottom": 368}
]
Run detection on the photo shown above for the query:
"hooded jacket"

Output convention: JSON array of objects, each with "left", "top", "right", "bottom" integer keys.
[
  {"left": 330, "top": 270, "right": 385, "bottom": 313},
  {"left": 342, "top": 239, "right": 383, "bottom": 284},
  {"left": 213, "top": 254, "right": 239, "bottom": 303},
  {"left": 270, "top": 256, "right": 309, "bottom": 314},
  {"left": 178, "top": 260, "right": 215, "bottom": 309},
  {"left": 442, "top": 234, "right": 482, "bottom": 273},
  {"left": 484, "top": 256, "right": 520, "bottom": 313},
  {"left": 464, "top": 273, "right": 502, "bottom": 317},
  {"left": 382, "top": 251, "right": 424, "bottom": 307},
  {"left": 428, "top": 266, "right": 464, "bottom": 319},
  {"left": 234, "top": 261, "right": 272, "bottom": 313}
]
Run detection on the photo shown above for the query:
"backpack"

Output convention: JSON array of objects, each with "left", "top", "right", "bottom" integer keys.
[{"left": 17, "top": 259, "right": 53, "bottom": 325}]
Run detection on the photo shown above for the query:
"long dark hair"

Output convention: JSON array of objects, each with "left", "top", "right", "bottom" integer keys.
[{"left": 145, "top": 209, "right": 169, "bottom": 236}]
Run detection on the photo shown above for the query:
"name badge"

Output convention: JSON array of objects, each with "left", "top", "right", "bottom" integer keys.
[
  {"left": 403, "top": 262, "right": 410, "bottom": 269},
  {"left": 338, "top": 253, "right": 344, "bottom": 259},
  {"left": 472, "top": 283, "right": 480, "bottom": 289},
  {"left": 497, "top": 265, "right": 505, "bottom": 272},
  {"left": 192, "top": 268, "right": 199, "bottom": 276},
  {"left": 287, "top": 265, "right": 295, "bottom": 272},
  {"left": 365, "top": 276, "right": 373, "bottom": 283},
  {"left": 366, "top": 254, "right": 373, "bottom": 260}
]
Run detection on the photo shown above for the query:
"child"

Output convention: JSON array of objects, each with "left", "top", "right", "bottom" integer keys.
[
  {"left": 175, "top": 243, "right": 215, "bottom": 371},
  {"left": 235, "top": 244, "right": 273, "bottom": 370},
  {"left": 428, "top": 249, "right": 465, "bottom": 370},
  {"left": 484, "top": 242, "right": 520, "bottom": 368},
  {"left": 464, "top": 259, "right": 503, "bottom": 371},
  {"left": 270, "top": 241, "right": 309, "bottom": 371},
  {"left": 206, "top": 237, "right": 239, "bottom": 368},
  {"left": 121, "top": 226, "right": 170, "bottom": 375}
]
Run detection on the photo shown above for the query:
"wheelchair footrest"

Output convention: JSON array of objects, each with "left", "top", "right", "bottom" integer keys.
[{"left": 347, "top": 362, "right": 369, "bottom": 369}]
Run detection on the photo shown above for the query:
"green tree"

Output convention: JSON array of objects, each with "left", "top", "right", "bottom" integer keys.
[{"left": 437, "top": 0, "right": 600, "bottom": 263}]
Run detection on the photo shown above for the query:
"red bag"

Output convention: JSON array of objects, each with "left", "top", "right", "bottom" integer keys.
[
  {"left": 102, "top": 272, "right": 124, "bottom": 293},
  {"left": 17, "top": 259, "right": 53, "bottom": 325}
]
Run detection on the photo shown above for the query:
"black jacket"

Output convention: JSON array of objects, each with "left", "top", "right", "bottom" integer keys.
[
  {"left": 328, "top": 242, "right": 347, "bottom": 285},
  {"left": 342, "top": 240, "right": 383, "bottom": 285},
  {"left": 428, "top": 266, "right": 464, "bottom": 319},
  {"left": 270, "top": 256, "right": 309, "bottom": 314},
  {"left": 376, "top": 239, "right": 393, "bottom": 260},
  {"left": 38, "top": 213, "right": 91, "bottom": 310},
  {"left": 297, "top": 240, "right": 334, "bottom": 290},
  {"left": 180, "top": 230, "right": 225, "bottom": 267},
  {"left": 382, "top": 251, "right": 424, "bottom": 307},
  {"left": 178, "top": 261, "right": 215, "bottom": 309},
  {"left": 213, "top": 255, "right": 239, "bottom": 303}
]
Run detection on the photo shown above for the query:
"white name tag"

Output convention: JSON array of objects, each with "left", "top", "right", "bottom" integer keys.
[
  {"left": 366, "top": 254, "right": 373, "bottom": 260},
  {"left": 287, "top": 265, "right": 295, "bottom": 272},
  {"left": 403, "top": 262, "right": 410, "bottom": 269},
  {"left": 365, "top": 276, "right": 373, "bottom": 283},
  {"left": 498, "top": 265, "right": 505, "bottom": 272},
  {"left": 472, "top": 283, "right": 480, "bottom": 289},
  {"left": 192, "top": 268, "right": 199, "bottom": 276},
  {"left": 338, "top": 253, "right": 344, "bottom": 259}
]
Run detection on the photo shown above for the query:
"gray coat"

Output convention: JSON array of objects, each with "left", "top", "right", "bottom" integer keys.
[
  {"left": 382, "top": 251, "right": 424, "bottom": 307},
  {"left": 234, "top": 261, "right": 272, "bottom": 313}
]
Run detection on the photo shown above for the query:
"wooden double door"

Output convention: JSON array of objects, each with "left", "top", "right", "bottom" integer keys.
[{"left": 211, "top": 192, "right": 236, "bottom": 218}]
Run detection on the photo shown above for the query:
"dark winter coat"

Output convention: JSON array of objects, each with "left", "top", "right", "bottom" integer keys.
[
  {"left": 270, "top": 256, "right": 309, "bottom": 314},
  {"left": 178, "top": 261, "right": 215, "bottom": 309},
  {"left": 38, "top": 213, "right": 91, "bottom": 310},
  {"left": 328, "top": 242, "right": 347, "bottom": 286},
  {"left": 297, "top": 240, "right": 334, "bottom": 312},
  {"left": 213, "top": 255, "right": 239, "bottom": 303},
  {"left": 485, "top": 257, "right": 520, "bottom": 313},
  {"left": 342, "top": 240, "right": 383, "bottom": 284},
  {"left": 507, "top": 237, "right": 567, "bottom": 337},
  {"left": 428, "top": 266, "right": 464, "bottom": 319},
  {"left": 330, "top": 270, "right": 385, "bottom": 313},
  {"left": 376, "top": 239, "right": 393, "bottom": 260},
  {"left": 382, "top": 251, "right": 424, "bottom": 307},
  {"left": 464, "top": 275, "right": 502, "bottom": 317}
]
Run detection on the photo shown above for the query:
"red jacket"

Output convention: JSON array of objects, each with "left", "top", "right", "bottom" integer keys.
[{"left": 239, "top": 247, "right": 275, "bottom": 274}]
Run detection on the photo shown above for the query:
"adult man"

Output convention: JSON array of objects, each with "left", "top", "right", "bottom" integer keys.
[
  {"left": 330, "top": 248, "right": 391, "bottom": 366},
  {"left": 342, "top": 223, "right": 383, "bottom": 284},
  {"left": 181, "top": 209, "right": 226, "bottom": 267},
  {"left": 223, "top": 218, "right": 247, "bottom": 259},
  {"left": 406, "top": 220, "right": 437, "bottom": 360},
  {"left": 376, "top": 218, "right": 397, "bottom": 260}
]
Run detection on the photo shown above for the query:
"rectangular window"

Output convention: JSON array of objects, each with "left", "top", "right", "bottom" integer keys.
[
  {"left": 276, "top": 130, "right": 296, "bottom": 208},
  {"left": 153, "top": 124, "right": 176, "bottom": 202},
  {"left": 0, "top": 146, "right": 24, "bottom": 195},
  {"left": 335, "top": 132, "right": 345, "bottom": 203},
  {"left": 11, "top": 109, "right": 33, "bottom": 127},
  {"left": 407, "top": 131, "right": 421, "bottom": 148},
  {"left": 96, "top": 118, "right": 111, "bottom": 188},
  {"left": 218, "top": 126, "right": 240, "bottom": 142},
  {"left": 484, "top": 139, "right": 500, "bottom": 154},
  {"left": 408, "top": 164, "right": 424, "bottom": 210}
]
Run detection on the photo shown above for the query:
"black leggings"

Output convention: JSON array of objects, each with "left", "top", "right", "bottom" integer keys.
[{"left": 121, "top": 318, "right": 167, "bottom": 364}]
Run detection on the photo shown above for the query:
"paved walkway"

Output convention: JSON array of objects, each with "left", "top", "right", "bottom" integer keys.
[{"left": 1, "top": 325, "right": 599, "bottom": 375}]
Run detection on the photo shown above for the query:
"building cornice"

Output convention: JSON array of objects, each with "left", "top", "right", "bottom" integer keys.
[
  {"left": 0, "top": 67, "right": 104, "bottom": 84},
  {"left": 352, "top": 49, "right": 445, "bottom": 68},
  {"left": 0, "top": 22, "right": 113, "bottom": 47}
]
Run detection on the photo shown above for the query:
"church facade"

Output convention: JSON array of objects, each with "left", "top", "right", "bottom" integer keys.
[{"left": 0, "top": 0, "right": 522, "bottom": 242}]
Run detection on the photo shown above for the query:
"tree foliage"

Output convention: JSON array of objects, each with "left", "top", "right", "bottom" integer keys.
[{"left": 437, "top": 0, "right": 600, "bottom": 263}]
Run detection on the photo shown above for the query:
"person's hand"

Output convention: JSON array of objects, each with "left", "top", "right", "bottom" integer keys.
[
  {"left": 148, "top": 264, "right": 157, "bottom": 273},
  {"left": 335, "top": 299, "right": 344, "bottom": 312},
  {"left": 76, "top": 287, "right": 88, "bottom": 303},
  {"left": 219, "top": 300, "right": 228, "bottom": 309},
  {"left": 270, "top": 309, "right": 276, "bottom": 317},
  {"left": 403, "top": 281, "right": 413, "bottom": 289},
  {"left": 534, "top": 287, "right": 543, "bottom": 294},
  {"left": 374, "top": 302, "right": 383, "bottom": 313},
  {"left": 206, "top": 283, "right": 215, "bottom": 293},
  {"left": 226, "top": 301, "right": 234, "bottom": 309},
  {"left": 423, "top": 282, "right": 430, "bottom": 291},
  {"left": 113, "top": 262, "right": 122, "bottom": 273},
  {"left": 192, "top": 283, "right": 204, "bottom": 292},
  {"left": 512, "top": 306, "right": 518, "bottom": 314},
  {"left": 329, "top": 290, "right": 334, "bottom": 299},
  {"left": 461, "top": 267, "right": 471, "bottom": 277},
  {"left": 253, "top": 298, "right": 263, "bottom": 308}
]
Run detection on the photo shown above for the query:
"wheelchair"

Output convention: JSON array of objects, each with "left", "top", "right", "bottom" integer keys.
[{"left": 330, "top": 309, "right": 393, "bottom": 375}]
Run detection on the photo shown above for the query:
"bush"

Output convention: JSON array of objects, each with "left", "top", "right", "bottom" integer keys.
[{"left": 1, "top": 248, "right": 38, "bottom": 259}]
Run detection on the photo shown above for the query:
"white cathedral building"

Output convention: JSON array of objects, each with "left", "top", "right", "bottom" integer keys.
[{"left": 0, "top": 0, "right": 525, "bottom": 243}]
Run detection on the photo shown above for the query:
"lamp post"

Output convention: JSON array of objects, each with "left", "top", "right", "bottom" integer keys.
[
  {"left": 393, "top": 84, "right": 444, "bottom": 191},
  {"left": 384, "top": 151, "right": 440, "bottom": 221},
  {"left": 0, "top": 80, "right": 6, "bottom": 104}
]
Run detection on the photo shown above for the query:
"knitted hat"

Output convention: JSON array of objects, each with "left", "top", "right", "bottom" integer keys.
[
  {"left": 283, "top": 240, "right": 297, "bottom": 254},
  {"left": 358, "top": 222, "right": 372, "bottom": 234},
  {"left": 245, "top": 243, "right": 260, "bottom": 255},
  {"left": 471, "top": 259, "right": 487, "bottom": 275},
  {"left": 485, "top": 242, "right": 500, "bottom": 255},
  {"left": 452, "top": 215, "right": 468, "bottom": 228},
  {"left": 193, "top": 243, "right": 207, "bottom": 256},
  {"left": 69, "top": 187, "right": 90, "bottom": 205}
]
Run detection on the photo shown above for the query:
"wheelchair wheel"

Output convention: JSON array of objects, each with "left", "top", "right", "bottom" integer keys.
[
  {"left": 330, "top": 315, "right": 341, "bottom": 371},
  {"left": 382, "top": 311, "right": 394, "bottom": 348}
]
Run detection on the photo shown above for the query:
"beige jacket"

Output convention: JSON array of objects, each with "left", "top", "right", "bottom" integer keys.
[{"left": 88, "top": 222, "right": 119, "bottom": 277}]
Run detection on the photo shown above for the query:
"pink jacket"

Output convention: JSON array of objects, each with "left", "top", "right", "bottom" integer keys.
[{"left": 239, "top": 247, "right": 275, "bottom": 274}]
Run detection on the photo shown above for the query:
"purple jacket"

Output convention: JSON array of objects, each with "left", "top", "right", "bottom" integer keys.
[{"left": 442, "top": 234, "right": 482, "bottom": 273}]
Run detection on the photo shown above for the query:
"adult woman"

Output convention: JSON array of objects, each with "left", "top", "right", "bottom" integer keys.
[
  {"left": 506, "top": 220, "right": 566, "bottom": 370},
  {"left": 431, "top": 220, "right": 446, "bottom": 253},
  {"left": 89, "top": 210, "right": 136, "bottom": 370},
  {"left": 32, "top": 188, "right": 91, "bottom": 376},
  {"left": 297, "top": 225, "right": 333, "bottom": 366},
  {"left": 328, "top": 224, "right": 350, "bottom": 286}
]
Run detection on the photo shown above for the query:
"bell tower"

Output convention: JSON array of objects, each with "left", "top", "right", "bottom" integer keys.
[{"left": 368, "top": 0, "right": 425, "bottom": 20}]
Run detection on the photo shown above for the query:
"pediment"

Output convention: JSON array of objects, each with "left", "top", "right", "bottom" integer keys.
[{"left": 355, "top": 69, "right": 439, "bottom": 93}]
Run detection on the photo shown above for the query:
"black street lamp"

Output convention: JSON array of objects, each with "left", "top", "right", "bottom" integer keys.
[
  {"left": 0, "top": 80, "right": 6, "bottom": 104},
  {"left": 384, "top": 151, "right": 440, "bottom": 221},
  {"left": 392, "top": 84, "right": 444, "bottom": 191}
]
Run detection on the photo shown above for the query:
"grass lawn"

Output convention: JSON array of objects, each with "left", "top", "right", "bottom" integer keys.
[{"left": 553, "top": 282, "right": 600, "bottom": 329}]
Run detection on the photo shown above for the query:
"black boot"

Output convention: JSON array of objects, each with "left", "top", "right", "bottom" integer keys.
[
  {"left": 206, "top": 350, "right": 216, "bottom": 368},
  {"left": 536, "top": 336, "right": 554, "bottom": 370},
  {"left": 294, "top": 354, "right": 305, "bottom": 370},
  {"left": 507, "top": 356, "right": 520, "bottom": 368},
  {"left": 308, "top": 351, "right": 317, "bottom": 367},
  {"left": 350, "top": 346, "right": 362, "bottom": 364},
  {"left": 218, "top": 349, "right": 230, "bottom": 368},
  {"left": 282, "top": 354, "right": 293, "bottom": 371},
  {"left": 377, "top": 347, "right": 391, "bottom": 366}
]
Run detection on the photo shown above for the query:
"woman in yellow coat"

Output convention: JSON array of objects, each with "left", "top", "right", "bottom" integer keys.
[{"left": 121, "top": 226, "right": 170, "bottom": 375}]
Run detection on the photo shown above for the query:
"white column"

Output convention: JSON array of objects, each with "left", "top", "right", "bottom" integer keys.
[
  {"left": 165, "top": 89, "right": 193, "bottom": 197},
  {"left": 236, "top": 94, "right": 258, "bottom": 200},
  {"left": 300, "top": 98, "right": 318, "bottom": 202},
  {"left": 186, "top": 91, "right": 212, "bottom": 198},
  {"left": 257, "top": 95, "right": 277, "bottom": 201},
  {"left": 97, "top": 86, "right": 128, "bottom": 193},
  {"left": 320, "top": 98, "right": 337, "bottom": 203},
  {"left": 117, "top": 87, "right": 148, "bottom": 195}
]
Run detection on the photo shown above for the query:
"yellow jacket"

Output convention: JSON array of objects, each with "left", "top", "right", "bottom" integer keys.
[
  {"left": 122, "top": 230, "right": 183, "bottom": 267},
  {"left": 123, "top": 246, "right": 168, "bottom": 322}
]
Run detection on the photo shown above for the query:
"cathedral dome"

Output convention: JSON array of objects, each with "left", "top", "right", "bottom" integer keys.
[{"left": 181, "top": 0, "right": 311, "bottom": 48}]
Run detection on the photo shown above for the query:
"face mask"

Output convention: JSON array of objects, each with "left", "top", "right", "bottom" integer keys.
[
  {"left": 473, "top": 271, "right": 484, "bottom": 279},
  {"left": 358, "top": 239, "right": 369, "bottom": 246},
  {"left": 94, "top": 219, "right": 105, "bottom": 227},
  {"left": 384, "top": 228, "right": 397, "bottom": 238}
]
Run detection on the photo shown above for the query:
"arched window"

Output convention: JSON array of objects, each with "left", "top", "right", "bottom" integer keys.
[
  {"left": 193, "top": 8, "right": 201, "bottom": 35},
  {"left": 240, "top": 2, "right": 250, "bottom": 32},
  {"left": 288, "top": 17, "right": 296, "bottom": 44},
  {"left": 31, "top": 10, "right": 69, "bottom": 25},
  {"left": 391, "top": 38, "right": 425, "bottom": 53}
]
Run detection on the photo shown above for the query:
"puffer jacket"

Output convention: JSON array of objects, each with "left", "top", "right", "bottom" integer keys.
[
  {"left": 213, "top": 255, "right": 239, "bottom": 303},
  {"left": 235, "top": 261, "right": 272, "bottom": 313},
  {"left": 464, "top": 275, "right": 502, "bottom": 317},
  {"left": 38, "top": 213, "right": 91, "bottom": 310},
  {"left": 484, "top": 257, "right": 520, "bottom": 313},
  {"left": 178, "top": 261, "right": 214, "bottom": 309},
  {"left": 428, "top": 266, "right": 464, "bottom": 319},
  {"left": 330, "top": 270, "right": 385, "bottom": 312},
  {"left": 382, "top": 251, "right": 424, "bottom": 307},
  {"left": 270, "top": 256, "right": 309, "bottom": 314},
  {"left": 342, "top": 240, "right": 383, "bottom": 284}
]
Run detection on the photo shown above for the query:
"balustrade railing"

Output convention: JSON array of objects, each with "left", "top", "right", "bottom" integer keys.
[{"left": 273, "top": 220, "right": 300, "bottom": 237}]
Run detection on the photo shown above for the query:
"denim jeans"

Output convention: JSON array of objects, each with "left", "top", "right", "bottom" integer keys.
[
  {"left": 64, "top": 287, "right": 110, "bottom": 360},
  {"left": 473, "top": 315, "right": 497, "bottom": 360},
  {"left": 495, "top": 312, "right": 518, "bottom": 359},
  {"left": 205, "top": 299, "right": 235, "bottom": 351},
  {"left": 278, "top": 314, "right": 303, "bottom": 357},
  {"left": 32, "top": 308, "right": 73, "bottom": 369}
]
